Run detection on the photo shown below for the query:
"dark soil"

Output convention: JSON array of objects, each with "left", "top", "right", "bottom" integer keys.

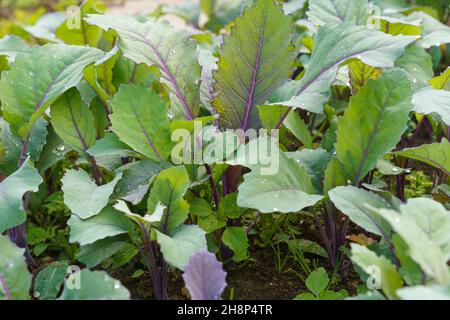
[{"left": 112, "top": 248, "right": 305, "bottom": 300}]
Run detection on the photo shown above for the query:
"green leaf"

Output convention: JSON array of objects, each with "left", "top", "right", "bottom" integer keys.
[
  {"left": 407, "top": 12, "right": 450, "bottom": 49},
  {"left": 79, "top": 236, "right": 127, "bottom": 268},
  {"left": 86, "top": 132, "right": 135, "bottom": 171},
  {"left": 305, "top": 267, "right": 329, "bottom": 296},
  {"left": 392, "top": 235, "right": 423, "bottom": 286},
  {"left": 114, "top": 200, "right": 166, "bottom": 226},
  {"left": 393, "top": 139, "right": 450, "bottom": 177},
  {"left": 114, "top": 159, "right": 166, "bottom": 205},
  {"left": 85, "top": 15, "right": 201, "bottom": 120},
  {"left": 284, "top": 110, "right": 313, "bottom": 148},
  {"left": 270, "top": 23, "right": 415, "bottom": 113},
  {"left": 397, "top": 285, "right": 450, "bottom": 300},
  {"left": 59, "top": 269, "right": 130, "bottom": 300},
  {"left": 376, "top": 159, "right": 411, "bottom": 176},
  {"left": 33, "top": 261, "right": 68, "bottom": 300},
  {"left": 190, "top": 198, "right": 213, "bottom": 217},
  {"left": 293, "top": 292, "right": 316, "bottom": 300},
  {"left": 258, "top": 104, "right": 289, "bottom": 130},
  {"left": 323, "top": 158, "right": 347, "bottom": 193},
  {"left": 0, "top": 158, "right": 42, "bottom": 233},
  {"left": 68, "top": 206, "right": 133, "bottom": 246},
  {"left": 398, "top": 198, "right": 450, "bottom": 260},
  {"left": 307, "top": 0, "right": 371, "bottom": 26},
  {"left": 62, "top": 169, "right": 122, "bottom": 219},
  {"left": 218, "top": 193, "right": 245, "bottom": 219},
  {"left": 155, "top": 224, "right": 207, "bottom": 270},
  {"left": 430, "top": 67, "right": 450, "bottom": 90},
  {"left": 373, "top": 206, "right": 450, "bottom": 284},
  {"left": 348, "top": 60, "right": 380, "bottom": 92},
  {"left": 83, "top": 46, "right": 121, "bottom": 104},
  {"left": 0, "top": 235, "right": 32, "bottom": 300},
  {"left": 110, "top": 84, "right": 172, "bottom": 161},
  {"left": 285, "top": 148, "right": 331, "bottom": 192},
  {"left": 377, "top": 16, "right": 422, "bottom": 36},
  {"left": 50, "top": 88, "right": 96, "bottom": 152},
  {"left": 36, "top": 127, "right": 69, "bottom": 173},
  {"left": 395, "top": 45, "right": 433, "bottom": 88},
  {"left": 23, "top": 12, "right": 66, "bottom": 43},
  {"left": 147, "top": 166, "right": 190, "bottom": 232},
  {"left": 0, "top": 44, "right": 103, "bottom": 137},
  {"left": 212, "top": 0, "right": 295, "bottom": 130},
  {"left": 0, "top": 35, "right": 29, "bottom": 61},
  {"left": 221, "top": 227, "right": 248, "bottom": 262},
  {"left": 0, "top": 118, "right": 21, "bottom": 175},
  {"left": 56, "top": 0, "right": 106, "bottom": 47},
  {"left": 328, "top": 186, "right": 391, "bottom": 237},
  {"left": 233, "top": 138, "right": 323, "bottom": 213},
  {"left": 336, "top": 69, "right": 413, "bottom": 184},
  {"left": 351, "top": 243, "right": 403, "bottom": 300},
  {"left": 412, "top": 88, "right": 450, "bottom": 127}
]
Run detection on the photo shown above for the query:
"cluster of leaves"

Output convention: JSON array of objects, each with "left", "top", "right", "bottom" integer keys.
[{"left": 1, "top": 0, "right": 450, "bottom": 300}]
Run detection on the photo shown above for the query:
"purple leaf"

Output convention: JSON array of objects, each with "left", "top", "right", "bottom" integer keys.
[{"left": 182, "top": 251, "right": 227, "bottom": 300}]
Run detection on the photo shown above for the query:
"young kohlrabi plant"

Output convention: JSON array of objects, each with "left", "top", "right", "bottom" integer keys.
[{"left": 1, "top": 0, "right": 450, "bottom": 301}]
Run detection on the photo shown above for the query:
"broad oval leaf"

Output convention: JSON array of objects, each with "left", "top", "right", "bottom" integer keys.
[
  {"left": 0, "top": 35, "right": 29, "bottom": 62},
  {"left": 110, "top": 84, "right": 172, "bottom": 161},
  {"left": 212, "top": 0, "right": 295, "bottom": 130},
  {"left": 33, "top": 261, "right": 68, "bottom": 300},
  {"left": 393, "top": 139, "right": 450, "bottom": 177},
  {"left": 412, "top": 88, "right": 450, "bottom": 126},
  {"left": 374, "top": 206, "right": 450, "bottom": 284},
  {"left": 399, "top": 198, "right": 450, "bottom": 260},
  {"left": 147, "top": 166, "right": 190, "bottom": 233},
  {"left": 234, "top": 138, "right": 323, "bottom": 213},
  {"left": 62, "top": 169, "right": 122, "bottom": 219},
  {"left": 270, "top": 23, "right": 416, "bottom": 114},
  {"left": 85, "top": 14, "right": 201, "bottom": 120},
  {"left": 0, "top": 235, "right": 32, "bottom": 300},
  {"left": 59, "top": 269, "right": 130, "bottom": 300},
  {"left": 155, "top": 224, "right": 207, "bottom": 270},
  {"left": 0, "top": 158, "right": 42, "bottom": 233},
  {"left": 0, "top": 44, "right": 103, "bottom": 137},
  {"left": 336, "top": 69, "right": 413, "bottom": 184},
  {"left": 50, "top": 88, "right": 97, "bottom": 152},
  {"left": 351, "top": 243, "right": 403, "bottom": 300},
  {"left": 67, "top": 206, "right": 133, "bottom": 246},
  {"left": 328, "top": 186, "right": 391, "bottom": 237},
  {"left": 307, "top": 0, "right": 371, "bottom": 26},
  {"left": 397, "top": 285, "right": 450, "bottom": 300}
]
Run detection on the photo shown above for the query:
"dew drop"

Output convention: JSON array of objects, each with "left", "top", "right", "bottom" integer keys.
[
  {"left": 114, "top": 281, "right": 122, "bottom": 289},
  {"left": 391, "top": 167, "right": 399, "bottom": 173}
]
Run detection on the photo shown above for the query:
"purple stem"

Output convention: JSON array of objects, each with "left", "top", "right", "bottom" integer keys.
[
  {"left": 8, "top": 135, "right": 35, "bottom": 266},
  {"left": 205, "top": 164, "right": 219, "bottom": 208}
]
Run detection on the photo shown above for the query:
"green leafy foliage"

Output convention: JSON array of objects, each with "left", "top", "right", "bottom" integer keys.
[
  {"left": 110, "top": 84, "right": 173, "bottom": 161},
  {"left": 0, "top": 235, "right": 32, "bottom": 300},
  {"left": 1, "top": 0, "right": 450, "bottom": 301},
  {"left": 212, "top": 0, "right": 295, "bottom": 130},
  {"left": 0, "top": 158, "right": 42, "bottom": 233},
  {"left": 336, "top": 69, "right": 413, "bottom": 184}
]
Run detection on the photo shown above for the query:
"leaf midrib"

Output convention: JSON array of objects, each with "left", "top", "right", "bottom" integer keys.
[
  {"left": 353, "top": 89, "right": 394, "bottom": 183},
  {"left": 242, "top": 0, "right": 268, "bottom": 130}
]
